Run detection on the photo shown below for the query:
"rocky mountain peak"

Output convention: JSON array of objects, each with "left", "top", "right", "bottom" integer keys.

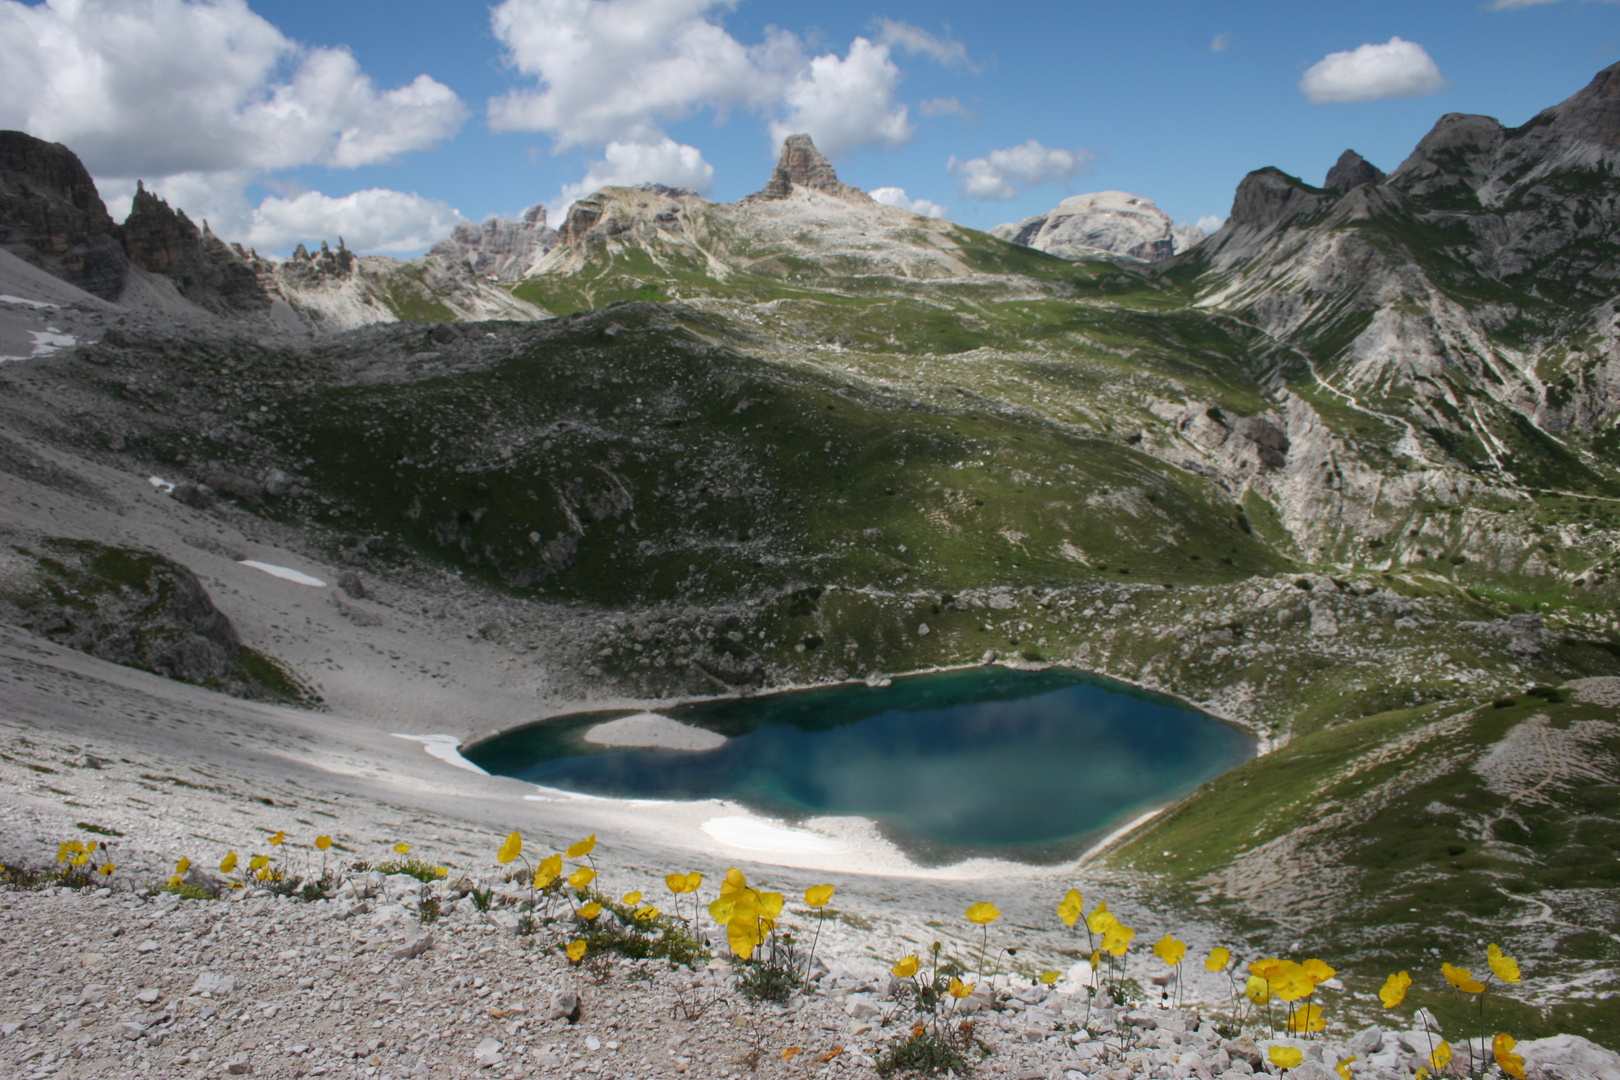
[
  {"left": 430, "top": 204, "right": 557, "bottom": 281},
  {"left": 1324, "top": 150, "right": 1385, "bottom": 191},
  {"left": 992, "top": 191, "right": 1202, "bottom": 263},
  {"left": 751, "top": 134, "right": 869, "bottom": 203},
  {"left": 0, "top": 129, "right": 126, "bottom": 298}
]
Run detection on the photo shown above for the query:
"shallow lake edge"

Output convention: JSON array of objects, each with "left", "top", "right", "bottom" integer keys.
[{"left": 458, "top": 658, "right": 1265, "bottom": 867}]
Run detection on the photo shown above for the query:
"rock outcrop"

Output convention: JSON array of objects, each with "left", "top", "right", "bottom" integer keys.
[
  {"left": 121, "top": 181, "right": 272, "bottom": 313},
  {"left": 0, "top": 130, "right": 128, "bottom": 299},
  {"left": 992, "top": 191, "right": 1203, "bottom": 263},
  {"left": 429, "top": 204, "right": 557, "bottom": 281},
  {"left": 749, "top": 134, "right": 870, "bottom": 204},
  {"left": 1323, "top": 149, "right": 1385, "bottom": 191},
  {"left": 0, "top": 539, "right": 299, "bottom": 701}
]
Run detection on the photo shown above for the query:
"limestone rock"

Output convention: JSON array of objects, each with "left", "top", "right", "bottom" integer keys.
[
  {"left": 992, "top": 191, "right": 1202, "bottom": 262},
  {"left": 429, "top": 205, "right": 557, "bottom": 281},
  {"left": 121, "top": 181, "right": 272, "bottom": 314},
  {"left": 0, "top": 129, "right": 127, "bottom": 298},
  {"left": 1323, "top": 149, "right": 1386, "bottom": 191},
  {"left": 750, "top": 134, "right": 871, "bottom": 204}
]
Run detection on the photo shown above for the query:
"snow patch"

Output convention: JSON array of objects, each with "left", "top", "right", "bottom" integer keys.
[
  {"left": 0, "top": 294, "right": 59, "bottom": 309},
  {"left": 238, "top": 560, "right": 327, "bottom": 587},
  {"left": 390, "top": 734, "right": 490, "bottom": 776},
  {"left": 148, "top": 476, "right": 177, "bottom": 493},
  {"left": 701, "top": 815, "right": 846, "bottom": 854}
]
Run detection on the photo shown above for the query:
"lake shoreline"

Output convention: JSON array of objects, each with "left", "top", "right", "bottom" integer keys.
[{"left": 462, "top": 659, "right": 1259, "bottom": 872}]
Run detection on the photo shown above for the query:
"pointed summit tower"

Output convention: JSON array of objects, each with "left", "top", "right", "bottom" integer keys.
[{"left": 750, "top": 134, "right": 871, "bottom": 204}]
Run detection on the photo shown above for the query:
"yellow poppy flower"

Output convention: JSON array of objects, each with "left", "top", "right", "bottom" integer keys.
[
  {"left": 97, "top": 863, "right": 115, "bottom": 877},
  {"left": 1057, "top": 888, "right": 1083, "bottom": 927},
  {"left": 1302, "top": 959, "right": 1336, "bottom": 985},
  {"left": 579, "top": 901, "right": 602, "bottom": 920},
  {"left": 393, "top": 842, "right": 410, "bottom": 855},
  {"left": 1102, "top": 922, "right": 1136, "bottom": 957},
  {"left": 728, "top": 920, "right": 762, "bottom": 960},
  {"left": 166, "top": 875, "right": 183, "bottom": 888},
  {"left": 805, "top": 884, "right": 835, "bottom": 908},
  {"left": 1206, "top": 946, "right": 1231, "bottom": 973},
  {"left": 721, "top": 867, "right": 747, "bottom": 897},
  {"left": 1089, "top": 949, "right": 1102, "bottom": 971},
  {"left": 1152, "top": 934, "right": 1187, "bottom": 967},
  {"left": 1286, "top": 1004, "right": 1326, "bottom": 1033},
  {"left": 248, "top": 854, "right": 270, "bottom": 871},
  {"left": 665, "top": 872, "right": 695, "bottom": 894},
  {"left": 175, "top": 857, "right": 191, "bottom": 875},
  {"left": 759, "top": 892, "right": 785, "bottom": 918},
  {"left": 962, "top": 900, "right": 1000, "bottom": 926},
  {"left": 1416, "top": 1068, "right": 1430, "bottom": 1080},
  {"left": 566, "top": 834, "right": 596, "bottom": 859},
  {"left": 1086, "top": 902, "right": 1115, "bottom": 935},
  {"left": 84, "top": 840, "right": 97, "bottom": 853},
  {"left": 1442, "top": 962, "right": 1485, "bottom": 994},
  {"left": 1493, "top": 1033, "right": 1526, "bottom": 1080},
  {"left": 709, "top": 897, "right": 735, "bottom": 924},
  {"left": 1431, "top": 1043, "right": 1452, "bottom": 1071},
  {"left": 622, "top": 890, "right": 642, "bottom": 906},
  {"left": 1244, "top": 975, "right": 1271, "bottom": 1006},
  {"left": 219, "top": 852, "right": 238, "bottom": 873},
  {"left": 268, "top": 831, "right": 285, "bottom": 847},
  {"left": 947, "top": 977, "right": 973, "bottom": 999},
  {"left": 1336, "top": 1055, "right": 1356, "bottom": 1080},
  {"left": 892, "top": 955, "right": 920, "bottom": 978},
  {"left": 565, "top": 940, "right": 587, "bottom": 964},
  {"left": 70, "top": 854, "right": 89, "bottom": 868},
  {"left": 315, "top": 835, "right": 332, "bottom": 851},
  {"left": 1039, "top": 971, "right": 1061, "bottom": 985},
  {"left": 1272, "top": 962, "right": 1317, "bottom": 1003},
  {"left": 1487, "top": 944, "right": 1521, "bottom": 984},
  {"left": 567, "top": 866, "right": 596, "bottom": 889},
  {"left": 496, "top": 831, "right": 522, "bottom": 864},
  {"left": 1269, "top": 1046, "right": 1303, "bottom": 1070},
  {"left": 65, "top": 840, "right": 84, "bottom": 855},
  {"left": 1373, "top": 970, "right": 1409, "bottom": 1009},
  {"left": 634, "top": 905, "right": 659, "bottom": 921},
  {"left": 1249, "top": 957, "right": 1285, "bottom": 981},
  {"left": 534, "top": 853, "right": 562, "bottom": 887}
]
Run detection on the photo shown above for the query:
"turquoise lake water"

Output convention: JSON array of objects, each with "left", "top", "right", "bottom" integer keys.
[{"left": 464, "top": 667, "right": 1252, "bottom": 864}]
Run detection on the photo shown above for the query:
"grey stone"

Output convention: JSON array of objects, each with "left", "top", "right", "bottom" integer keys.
[
  {"left": 547, "top": 989, "right": 582, "bottom": 1023},
  {"left": 473, "top": 1036, "right": 503, "bottom": 1067},
  {"left": 189, "top": 971, "right": 236, "bottom": 996}
]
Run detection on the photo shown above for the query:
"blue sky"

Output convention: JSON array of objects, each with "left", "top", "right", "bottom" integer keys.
[{"left": 2, "top": 0, "right": 1616, "bottom": 254}]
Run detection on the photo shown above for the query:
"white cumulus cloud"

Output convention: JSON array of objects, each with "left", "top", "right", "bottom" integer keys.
[
  {"left": 549, "top": 136, "right": 716, "bottom": 218},
  {"left": 947, "top": 140, "right": 1097, "bottom": 201},
  {"left": 870, "top": 187, "right": 949, "bottom": 219},
  {"left": 1196, "top": 214, "right": 1227, "bottom": 234},
  {"left": 244, "top": 189, "right": 465, "bottom": 255},
  {"left": 488, "top": 0, "right": 913, "bottom": 162},
  {"left": 1299, "top": 37, "right": 1447, "bottom": 105},
  {"left": 767, "top": 38, "right": 913, "bottom": 159},
  {"left": 0, "top": 0, "right": 466, "bottom": 256},
  {"left": 0, "top": 0, "right": 464, "bottom": 177}
]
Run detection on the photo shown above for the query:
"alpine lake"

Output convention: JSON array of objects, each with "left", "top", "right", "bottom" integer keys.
[{"left": 465, "top": 667, "right": 1254, "bottom": 865}]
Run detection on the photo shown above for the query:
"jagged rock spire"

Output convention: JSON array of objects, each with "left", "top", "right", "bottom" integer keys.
[{"left": 751, "top": 134, "right": 870, "bottom": 203}]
